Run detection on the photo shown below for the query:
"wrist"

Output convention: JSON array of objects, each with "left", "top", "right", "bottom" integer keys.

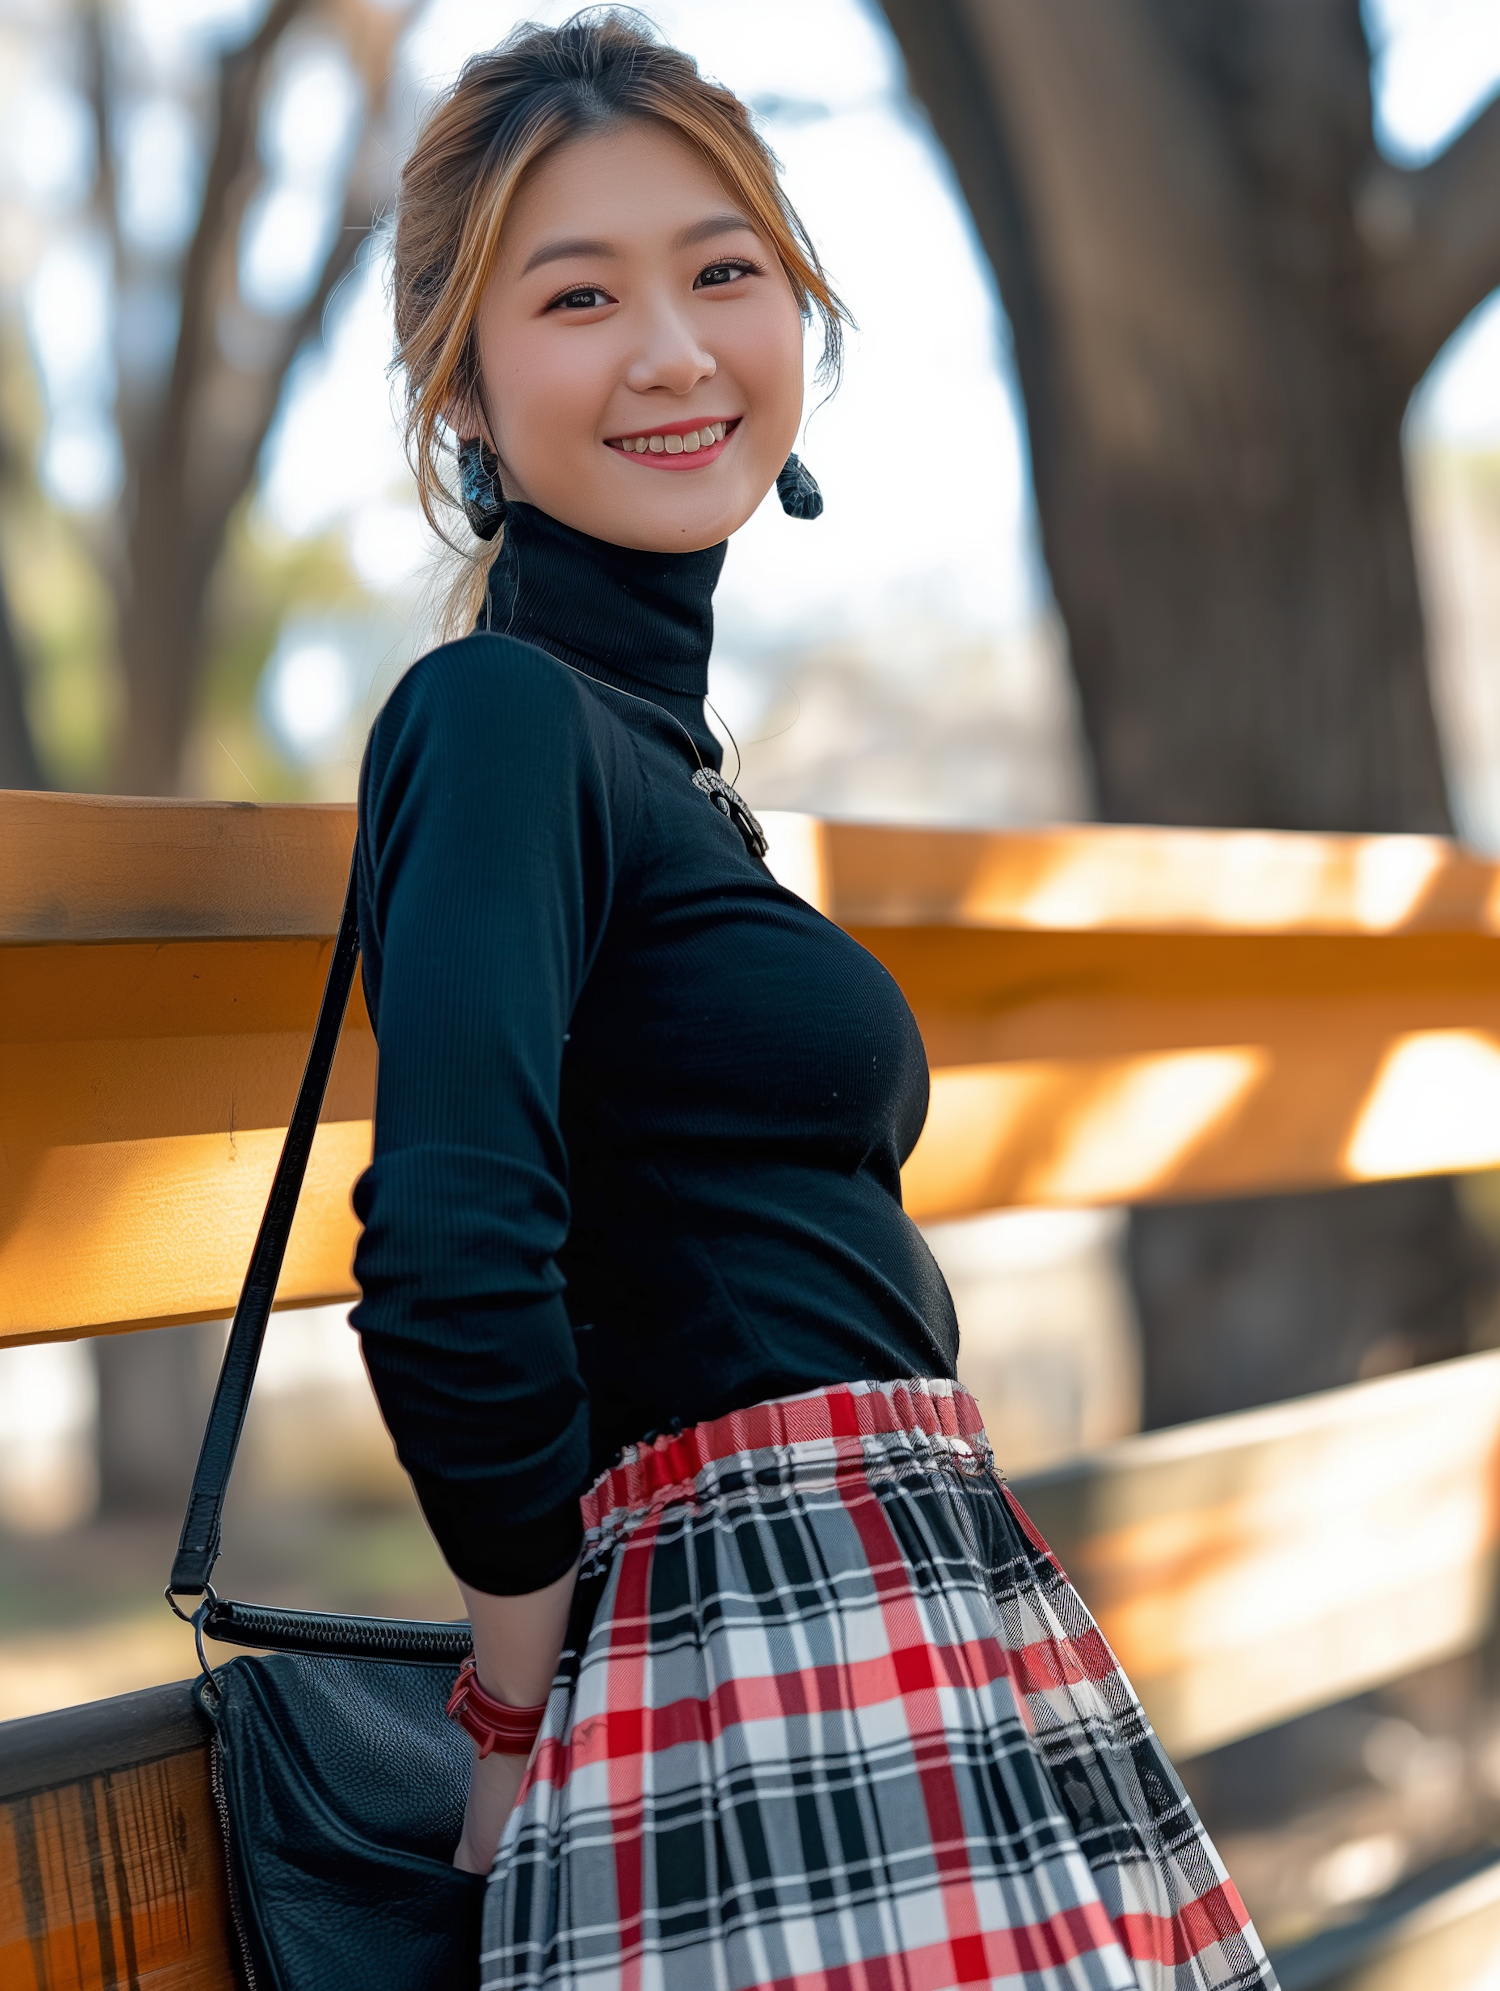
[
  {"left": 447, "top": 1657, "right": 548, "bottom": 1757},
  {"left": 458, "top": 1557, "right": 580, "bottom": 1707}
]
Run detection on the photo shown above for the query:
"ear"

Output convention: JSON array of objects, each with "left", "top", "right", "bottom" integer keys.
[{"left": 443, "top": 386, "right": 496, "bottom": 451}]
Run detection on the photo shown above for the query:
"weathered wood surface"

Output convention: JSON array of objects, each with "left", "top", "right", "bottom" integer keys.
[
  {"left": 13, "top": 795, "right": 1500, "bottom": 1342},
  {"left": 811, "top": 817, "right": 1500, "bottom": 1220},
  {"left": 1, "top": 791, "right": 353, "bottom": 942},
  {"left": 1011, "top": 1347, "right": 1500, "bottom": 1761},
  {"left": 2, "top": 795, "right": 370, "bottom": 1344},
  {"left": 0, "top": 1679, "right": 233, "bottom": 1991}
]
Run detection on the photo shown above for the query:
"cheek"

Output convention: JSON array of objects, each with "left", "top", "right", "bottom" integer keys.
[
  {"left": 488, "top": 331, "right": 610, "bottom": 456},
  {"left": 739, "top": 294, "right": 804, "bottom": 407},
  {"left": 733, "top": 301, "right": 805, "bottom": 450}
]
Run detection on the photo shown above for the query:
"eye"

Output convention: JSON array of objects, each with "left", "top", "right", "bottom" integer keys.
[
  {"left": 547, "top": 285, "right": 615, "bottom": 312},
  {"left": 695, "top": 258, "right": 758, "bottom": 290}
]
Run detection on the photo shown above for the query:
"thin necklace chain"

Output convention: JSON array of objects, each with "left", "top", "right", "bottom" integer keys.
[
  {"left": 704, "top": 697, "right": 742, "bottom": 788},
  {"left": 556, "top": 667, "right": 766, "bottom": 857},
  {"left": 562, "top": 656, "right": 716, "bottom": 770},
  {"left": 485, "top": 578, "right": 729, "bottom": 775},
  {"left": 481, "top": 564, "right": 759, "bottom": 841}
]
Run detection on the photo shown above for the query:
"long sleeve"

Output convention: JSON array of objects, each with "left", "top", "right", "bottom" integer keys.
[{"left": 351, "top": 634, "right": 623, "bottom": 1593}]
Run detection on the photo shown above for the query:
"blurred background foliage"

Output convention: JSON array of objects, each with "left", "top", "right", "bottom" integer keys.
[
  {"left": 5, "top": 0, "right": 1500, "bottom": 1953},
  {"left": 0, "top": 0, "right": 1063, "bottom": 808}
]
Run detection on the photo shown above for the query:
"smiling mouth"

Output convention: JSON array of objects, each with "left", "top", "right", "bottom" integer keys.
[{"left": 605, "top": 417, "right": 740, "bottom": 465}]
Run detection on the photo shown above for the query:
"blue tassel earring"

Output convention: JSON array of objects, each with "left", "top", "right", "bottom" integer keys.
[
  {"left": 458, "top": 437, "right": 506, "bottom": 540},
  {"left": 776, "top": 453, "right": 823, "bottom": 519}
]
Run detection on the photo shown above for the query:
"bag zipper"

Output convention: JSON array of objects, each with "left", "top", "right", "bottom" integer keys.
[{"left": 209, "top": 1734, "right": 262, "bottom": 1991}]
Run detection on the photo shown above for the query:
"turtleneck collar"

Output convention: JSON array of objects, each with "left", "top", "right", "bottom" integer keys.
[{"left": 480, "top": 501, "right": 728, "bottom": 769}]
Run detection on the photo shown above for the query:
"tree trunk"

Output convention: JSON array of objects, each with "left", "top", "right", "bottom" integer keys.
[
  {"left": 880, "top": 0, "right": 1500, "bottom": 1417},
  {"left": 1130, "top": 1177, "right": 1484, "bottom": 1427},
  {"left": 0, "top": 556, "right": 44, "bottom": 790},
  {"left": 104, "top": 0, "right": 402, "bottom": 795},
  {"left": 95, "top": 1323, "right": 221, "bottom": 1514}
]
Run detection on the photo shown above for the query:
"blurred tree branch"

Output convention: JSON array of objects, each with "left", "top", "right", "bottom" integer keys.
[
  {"left": 73, "top": 0, "right": 412, "bottom": 794},
  {"left": 1363, "top": 95, "right": 1500, "bottom": 391}
]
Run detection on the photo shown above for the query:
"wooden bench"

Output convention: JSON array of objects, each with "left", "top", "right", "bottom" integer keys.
[
  {"left": 9, "top": 792, "right": 1500, "bottom": 1986},
  {"left": 0, "top": 1681, "right": 230, "bottom": 1991},
  {"left": 11, "top": 794, "right": 1500, "bottom": 1344}
]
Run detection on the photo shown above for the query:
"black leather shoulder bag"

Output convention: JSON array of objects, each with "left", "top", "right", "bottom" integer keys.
[{"left": 166, "top": 859, "right": 486, "bottom": 1991}]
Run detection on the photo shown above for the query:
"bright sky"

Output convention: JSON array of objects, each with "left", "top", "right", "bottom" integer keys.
[
  {"left": 1367, "top": 0, "right": 1500, "bottom": 164},
  {"left": 1367, "top": 0, "right": 1500, "bottom": 440},
  {"left": 13, "top": 0, "right": 1500, "bottom": 662}
]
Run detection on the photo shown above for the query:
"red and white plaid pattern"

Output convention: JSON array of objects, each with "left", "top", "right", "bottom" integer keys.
[{"left": 480, "top": 1378, "right": 1276, "bottom": 1991}]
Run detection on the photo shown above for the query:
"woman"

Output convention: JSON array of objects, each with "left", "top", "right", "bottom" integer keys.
[{"left": 354, "top": 14, "right": 1277, "bottom": 1989}]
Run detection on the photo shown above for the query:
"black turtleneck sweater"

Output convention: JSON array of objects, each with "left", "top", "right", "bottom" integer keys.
[{"left": 352, "top": 503, "right": 959, "bottom": 1594}]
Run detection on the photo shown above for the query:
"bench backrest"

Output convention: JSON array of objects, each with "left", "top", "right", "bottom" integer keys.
[{"left": 9, "top": 794, "right": 1500, "bottom": 1344}]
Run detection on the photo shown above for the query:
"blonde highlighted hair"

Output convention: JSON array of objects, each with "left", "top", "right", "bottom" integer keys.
[{"left": 393, "top": 9, "right": 849, "bottom": 633}]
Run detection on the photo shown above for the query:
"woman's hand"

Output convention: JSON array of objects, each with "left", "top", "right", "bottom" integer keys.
[
  {"left": 454, "top": 1748, "right": 531, "bottom": 1874},
  {"left": 451, "top": 1560, "right": 581, "bottom": 1874}
]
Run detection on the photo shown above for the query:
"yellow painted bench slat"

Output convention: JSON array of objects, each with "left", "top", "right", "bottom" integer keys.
[{"left": 10, "top": 796, "right": 1500, "bottom": 1342}]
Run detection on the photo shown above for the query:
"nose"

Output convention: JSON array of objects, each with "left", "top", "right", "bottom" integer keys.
[{"left": 623, "top": 296, "right": 716, "bottom": 398}]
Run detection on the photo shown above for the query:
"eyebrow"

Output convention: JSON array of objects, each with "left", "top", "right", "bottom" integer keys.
[
  {"left": 520, "top": 213, "right": 757, "bottom": 275},
  {"left": 673, "top": 212, "right": 758, "bottom": 249},
  {"left": 522, "top": 236, "right": 615, "bottom": 274}
]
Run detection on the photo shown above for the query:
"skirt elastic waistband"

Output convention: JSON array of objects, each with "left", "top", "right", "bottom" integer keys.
[{"left": 580, "top": 1376, "right": 991, "bottom": 1535}]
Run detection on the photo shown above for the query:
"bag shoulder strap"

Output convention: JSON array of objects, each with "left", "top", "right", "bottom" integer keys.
[
  {"left": 169, "top": 858, "right": 362, "bottom": 1599},
  {"left": 166, "top": 855, "right": 472, "bottom": 1665}
]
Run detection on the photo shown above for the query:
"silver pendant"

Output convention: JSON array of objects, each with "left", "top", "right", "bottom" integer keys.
[{"left": 691, "top": 767, "right": 768, "bottom": 858}]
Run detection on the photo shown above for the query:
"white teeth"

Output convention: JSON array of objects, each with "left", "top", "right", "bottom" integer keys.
[{"left": 617, "top": 423, "right": 729, "bottom": 453}]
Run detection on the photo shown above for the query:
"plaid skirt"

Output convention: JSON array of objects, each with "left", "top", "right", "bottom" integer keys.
[{"left": 480, "top": 1378, "right": 1277, "bottom": 1991}]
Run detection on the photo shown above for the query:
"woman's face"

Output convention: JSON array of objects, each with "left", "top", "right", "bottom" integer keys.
[{"left": 471, "top": 120, "right": 806, "bottom": 552}]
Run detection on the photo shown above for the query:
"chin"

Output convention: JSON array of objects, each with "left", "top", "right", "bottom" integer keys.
[
  {"left": 537, "top": 465, "right": 764, "bottom": 553},
  {"left": 637, "top": 518, "right": 742, "bottom": 552},
  {"left": 561, "top": 494, "right": 755, "bottom": 553}
]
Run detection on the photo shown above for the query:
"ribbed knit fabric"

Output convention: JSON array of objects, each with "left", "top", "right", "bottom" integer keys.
[
  {"left": 481, "top": 501, "right": 725, "bottom": 766},
  {"left": 352, "top": 503, "right": 959, "bottom": 1595}
]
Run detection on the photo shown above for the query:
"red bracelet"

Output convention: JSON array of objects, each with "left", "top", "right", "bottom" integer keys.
[{"left": 445, "top": 1658, "right": 548, "bottom": 1758}]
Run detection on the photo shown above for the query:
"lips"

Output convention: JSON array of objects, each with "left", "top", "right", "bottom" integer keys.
[{"left": 605, "top": 416, "right": 740, "bottom": 467}]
